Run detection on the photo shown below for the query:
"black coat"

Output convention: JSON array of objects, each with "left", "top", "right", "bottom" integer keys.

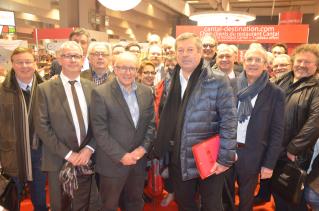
[
  {"left": 236, "top": 82, "right": 285, "bottom": 173},
  {"left": 275, "top": 72, "right": 319, "bottom": 170}
]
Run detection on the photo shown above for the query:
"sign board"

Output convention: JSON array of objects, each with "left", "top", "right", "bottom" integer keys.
[
  {"left": 176, "top": 25, "right": 309, "bottom": 44},
  {"left": 0, "top": 11, "right": 15, "bottom": 26}
]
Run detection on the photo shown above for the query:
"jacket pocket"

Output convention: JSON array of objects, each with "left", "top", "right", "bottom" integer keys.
[{"left": 0, "top": 141, "right": 16, "bottom": 173}]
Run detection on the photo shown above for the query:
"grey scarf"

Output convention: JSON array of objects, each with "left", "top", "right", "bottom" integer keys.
[{"left": 237, "top": 71, "right": 269, "bottom": 123}]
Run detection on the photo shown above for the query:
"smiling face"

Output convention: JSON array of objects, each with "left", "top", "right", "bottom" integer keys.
[
  {"left": 293, "top": 51, "right": 318, "bottom": 81},
  {"left": 176, "top": 37, "right": 202, "bottom": 75},
  {"left": 11, "top": 52, "right": 36, "bottom": 83},
  {"left": 89, "top": 45, "right": 110, "bottom": 72},
  {"left": 114, "top": 52, "right": 138, "bottom": 90},
  {"left": 243, "top": 49, "right": 267, "bottom": 84},
  {"left": 58, "top": 42, "right": 84, "bottom": 79},
  {"left": 201, "top": 36, "right": 217, "bottom": 61},
  {"left": 140, "top": 64, "right": 156, "bottom": 87},
  {"left": 216, "top": 48, "right": 235, "bottom": 74}
]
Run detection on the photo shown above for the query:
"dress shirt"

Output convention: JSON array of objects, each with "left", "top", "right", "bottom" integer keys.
[
  {"left": 81, "top": 57, "right": 90, "bottom": 72},
  {"left": 228, "top": 70, "right": 236, "bottom": 79},
  {"left": 17, "top": 77, "right": 33, "bottom": 91},
  {"left": 179, "top": 69, "right": 189, "bottom": 99},
  {"left": 60, "top": 73, "right": 92, "bottom": 159},
  {"left": 117, "top": 79, "right": 139, "bottom": 128},
  {"left": 92, "top": 70, "right": 109, "bottom": 85},
  {"left": 237, "top": 95, "right": 258, "bottom": 144}
]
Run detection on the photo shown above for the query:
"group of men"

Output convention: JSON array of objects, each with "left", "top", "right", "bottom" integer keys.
[{"left": 1, "top": 27, "right": 319, "bottom": 211}]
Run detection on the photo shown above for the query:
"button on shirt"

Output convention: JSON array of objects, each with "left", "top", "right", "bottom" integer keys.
[
  {"left": 237, "top": 95, "right": 258, "bottom": 144},
  {"left": 117, "top": 79, "right": 140, "bottom": 128},
  {"left": 60, "top": 73, "right": 88, "bottom": 148}
]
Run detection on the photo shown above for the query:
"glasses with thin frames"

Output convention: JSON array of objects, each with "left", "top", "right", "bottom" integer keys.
[
  {"left": 61, "top": 54, "right": 83, "bottom": 60},
  {"left": 115, "top": 66, "right": 138, "bottom": 73}
]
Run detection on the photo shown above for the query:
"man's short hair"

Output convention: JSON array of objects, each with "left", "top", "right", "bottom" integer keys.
[
  {"left": 291, "top": 44, "right": 319, "bottom": 67},
  {"left": 125, "top": 42, "right": 141, "bottom": 51},
  {"left": 69, "top": 28, "right": 90, "bottom": 41},
  {"left": 87, "top": 42, "right": 112, "bottom": 56},
  {"left": 271, "top": 43, "right": 288, "bottom": 54},
  {"left": 274, "top": 54, "right": 292, "bottom": 65},
  {"left": 176, "top": 32, "right": 202, "bottom": 51},
  {"left": 244, "top": 47, "right": 268, "bottom": 64},
  {"left": 217, "top": 44, "right": 235, "bottom": 55},
  {"left": 11, "top": 47, "right": 35, "bottom": 62},
  {"left": 58, "top": 41, "right": 83, "bottom": 56}
]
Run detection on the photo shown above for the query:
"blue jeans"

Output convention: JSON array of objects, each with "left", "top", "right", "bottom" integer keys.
[
  {"left": 13, "top": 148, "right": 48, "bottom": 211},
  {"left": 305, "top": 186, "right": 319, "bottom": 210}
]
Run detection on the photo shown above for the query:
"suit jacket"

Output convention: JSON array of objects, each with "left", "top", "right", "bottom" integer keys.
[
  {"left": 91, "top": 78, "right": 155, "bottom": 177},
  {"left": 34, "top": 77, "right": 96, "bottom": 171},
  {"left": 237, "top": 82, "right": 285, "bottom": 174}
]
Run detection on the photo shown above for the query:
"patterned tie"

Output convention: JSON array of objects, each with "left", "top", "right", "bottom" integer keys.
[
  {"left": 68, "top": 80, "right": 86, "bottom": 143},
  {"left": 25, "top": 85, "right": 31, "bottom": 94}
]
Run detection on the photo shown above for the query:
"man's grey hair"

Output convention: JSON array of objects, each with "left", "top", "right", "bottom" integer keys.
[
  {"left": 87, "top": 42, "right": 112, "bottom": 57},
  {"left": 57, "top": 41, "right": 83, "bottom": 57}
]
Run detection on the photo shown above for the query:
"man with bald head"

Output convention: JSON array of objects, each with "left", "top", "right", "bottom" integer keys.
[{"left": 91, "top": 52, "right": 156, "bottom": 211}]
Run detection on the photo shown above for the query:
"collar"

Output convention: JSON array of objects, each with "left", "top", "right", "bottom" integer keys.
[
  {"left": 116, "top": 78, "right": 137, "bottom": 94},
  {"left": 228, "top": 70, "right": 236, "bottom": 79},
  {"left": 16, "top": 77, "right": 33, "bottom": 91},
  {"left": 92, "top": 69, "right": 108, "bottom": 78},
  {"left": 60, "top": 72, "right": 81, "bottom": 86}
]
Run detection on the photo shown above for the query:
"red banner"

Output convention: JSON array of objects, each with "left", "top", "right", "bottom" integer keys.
[
  {"left": 176, "top": 25, "right": 309, "bottom": 44},
  {"left": 33, "top": 27, "right": 75, "bottom": 40}
]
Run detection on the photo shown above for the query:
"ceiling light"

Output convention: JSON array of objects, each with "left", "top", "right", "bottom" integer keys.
[
  {"left": 190, "top": 11, "right": 256, "bottom": 26},
  {"left": 97, "top": 0, "right": 141, "bottom": 11}
]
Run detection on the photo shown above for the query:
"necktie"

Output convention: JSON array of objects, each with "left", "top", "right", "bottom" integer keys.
[
  {"left": 68, "top": 80, "right": 86, "bottom": 143},
  {"left": 26, "top": 85, "right": 31, "bottom": 94}
]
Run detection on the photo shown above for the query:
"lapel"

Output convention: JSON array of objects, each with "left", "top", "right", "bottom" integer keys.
[
  {"left": 135, "top": 84, "right": 144, "bottom": 129},
  {"left": 111, "top": 79, "right": 136, "bottom": 127},
  {"left": 80, "top": 78, "right": 90, "bottom": 105},
  {"left": 250, "top": 83, "right": 270, "bottom": 116},
  {"left": 54, "top": 77, "right": 76, "bottom": 131}
]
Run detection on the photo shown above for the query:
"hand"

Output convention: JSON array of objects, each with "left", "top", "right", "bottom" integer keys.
[
  {"left": 260, "top": 167, "right": 273, "bottom": 179},
  {"left": 77, "top": 147, "right": 93, "bottom": 165},
  {"left": 130, "top": 146, "right": 146, "bottom": 161},
  {"left": 120, "top": 153, "right": 137, "bottom": 166},
  {"left": 210, "top": 162, "right": 229, "bottom": 175},
  {"left": 67, "top": 152, "right": 81, "bottom": 166},
  {"left": 287, "top": 152, "right": 296, "bottom": 162}
]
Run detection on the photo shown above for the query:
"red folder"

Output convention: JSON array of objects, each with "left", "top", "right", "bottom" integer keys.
[{"left": 192, "top": 135, "right": 220, "bottom": 179}]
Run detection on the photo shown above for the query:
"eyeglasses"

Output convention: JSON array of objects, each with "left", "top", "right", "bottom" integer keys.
[
  {"left": 273, "top": 63, "right": 290, "bottom": 69},
  {"left": 143, "top": 71, "right": 156, "bottom": 75},
  {"left": 203, "top": 44, "right": 216, "bottom": 49},
  {"left": 90, "top": 52, "right": 109, "bottom": 57},
  {"left": 217, "top": 54, "right": 232, "bottom": 59},
  {"left": 245, "top": 57, "right": 264, "bottom": 64},
  {"left": 115, "top": 66, "right": 138, "bottom": 73},
  {"left": 13, "top": 60, "right": 34, "bottom": 66},
  {"left": 61, "top": 54, "right": 83, "bottom": 60}
]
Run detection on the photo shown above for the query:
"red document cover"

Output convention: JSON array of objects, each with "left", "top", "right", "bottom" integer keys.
[{"left": 192, "top": 135, "right": 220, "bottom": 180}]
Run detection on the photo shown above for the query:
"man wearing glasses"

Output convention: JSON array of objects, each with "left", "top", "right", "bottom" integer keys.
[
  {"left": 34, "top": 41, "right": 97, "bottom": 211},
  {"left": 91, "top": 52, "right": 155, "bottom": 211},
  {"left": 201, "top": 34, "right": 218, "bottom": 67},
  {"left": 81, "top": 42, "right": 115, "bottom": 85}
]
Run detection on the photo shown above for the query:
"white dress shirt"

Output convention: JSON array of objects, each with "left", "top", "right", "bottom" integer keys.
[
  {"left": 179, "top": 69, "right": 189, "bottom": 99},
  {"left": 237, "top": 95, "right": 258, "bottom": 144},
  {"left": 60, "top": 73, "right": 90, "bottom": 158}
]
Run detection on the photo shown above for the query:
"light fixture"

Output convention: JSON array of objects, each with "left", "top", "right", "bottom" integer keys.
[
  {"left": 190, "top": 11, "right": 256, "bottom": 26},
  {"left": 97, "top": 0, "right": 141, "bottom": 11}
]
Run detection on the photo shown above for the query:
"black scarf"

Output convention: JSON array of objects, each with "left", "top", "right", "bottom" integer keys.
[
  {"left": 237, "top": 71, "right": 269, "bottom": 123},
  {"left": 153, "top": 59, "right": 204, "bottom": 158}
]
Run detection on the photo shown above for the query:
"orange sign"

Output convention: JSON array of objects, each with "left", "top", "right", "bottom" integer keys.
[{"left": 176, "top": 25, "right": 309, "bottom": 44}]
